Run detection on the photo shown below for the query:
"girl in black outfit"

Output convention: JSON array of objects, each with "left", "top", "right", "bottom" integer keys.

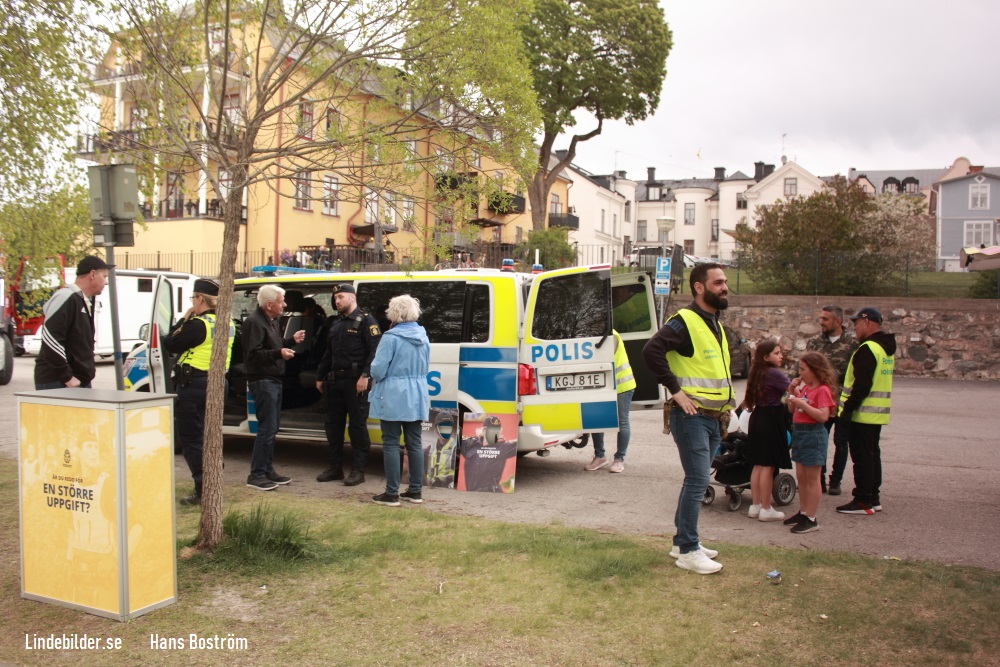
[{"left": 742, "top": 339, "right": 791, "bottom": 522}]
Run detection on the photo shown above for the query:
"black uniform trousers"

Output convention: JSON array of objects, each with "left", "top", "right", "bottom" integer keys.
[
  {"left": 848, "top": 421, "right": 882, "bottom": 506},
  {"left": 175, "top": 375, "right": 208, "bottom": 493},
  {"left": 323, "top": 377, "right": 371, "bottom": 472}
]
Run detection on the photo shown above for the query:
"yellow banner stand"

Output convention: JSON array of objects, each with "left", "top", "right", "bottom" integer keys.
[{"left": 16, "top": 388, "right": 176, "bottom": 621}]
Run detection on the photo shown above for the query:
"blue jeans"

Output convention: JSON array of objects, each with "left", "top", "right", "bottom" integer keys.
[
  {"left": 592, "top": 389, "right": 635, "bottom": 460},
  {"left": 669, "top": 408, "right": 722, "bottom": 555},
  {"left": 249, "top": 378, "right": 282, "bottom": 478},
  {"left": 381, "top": 420, "right": 423, "bottom": 496}
]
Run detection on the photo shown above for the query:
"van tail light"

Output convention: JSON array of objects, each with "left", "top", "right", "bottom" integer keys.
[
  {"left": 517, "top": 363, "right": 538, "bottom": 396},
  {"left": 150, "top": 323, "right": 159, "bottom": 351}
]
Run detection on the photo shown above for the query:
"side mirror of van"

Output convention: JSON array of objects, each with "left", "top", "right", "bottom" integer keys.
[{"left": 139, "top": 323, "right": 149, "bottom": 340}]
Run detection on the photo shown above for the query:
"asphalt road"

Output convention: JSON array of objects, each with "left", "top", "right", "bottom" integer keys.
[{"left": 4, "top": 358, "right": 999, "bottom": 570}]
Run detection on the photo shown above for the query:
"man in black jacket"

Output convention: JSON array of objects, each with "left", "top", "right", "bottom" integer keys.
[
  {"left": 34, "top": 256, "right": 109, "bottom": 390},
  {"left": 243, "top": 284, "right": 305, "bottom": 491}
]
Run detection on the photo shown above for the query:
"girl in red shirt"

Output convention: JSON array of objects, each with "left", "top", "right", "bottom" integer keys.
[{"left": 784, "top": 352, "right": 837, "bottom": 534}]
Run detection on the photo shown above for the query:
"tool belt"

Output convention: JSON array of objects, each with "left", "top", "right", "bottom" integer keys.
[
  {"left": 663, "top": 400, "right": 731, "bottom": 435},
  {"left": 175, "top": 364, "right": 208, "bottom": 387}
]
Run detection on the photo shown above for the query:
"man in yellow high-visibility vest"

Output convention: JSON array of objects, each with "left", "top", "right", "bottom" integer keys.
[
  {"left": 643, "top": 264, "right": 735, "bottom": 575},
  {"left": 836, "top": 307, "right": 896, "bottom": 516}
]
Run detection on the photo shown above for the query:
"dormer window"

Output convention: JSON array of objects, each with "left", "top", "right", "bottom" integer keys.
[{"left": 647, "top": 186, "right": 660, "bottom": 201}]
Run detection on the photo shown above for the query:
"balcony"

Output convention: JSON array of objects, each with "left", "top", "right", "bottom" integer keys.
[
  {"left": 433, "top": 231, "right": 469, "bottom": 248},
  {"left": 139, "top": 198, "right": 247, "bottom": 224},
  {"left": 486, "top": 192, "right": 526, "bottom": 214},
  {"left": 548, "top": 213, "right": 580, "bottom": 230},
  {"left": 77, "top": 120, "right": 244, "bottom": 158},
  {"left": 434, "top": 171, "right": 478, "bottom": 192}
]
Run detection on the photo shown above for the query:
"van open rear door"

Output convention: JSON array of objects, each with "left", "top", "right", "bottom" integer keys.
[
  {"left": 610, "top": 271, "right": 665, "bottom": 409},
  {"left": 145, "top": 275, "right": 176, "bottom": 393},
  {"left": 519, "top": 266, "right": 618, "bottom": 436}
]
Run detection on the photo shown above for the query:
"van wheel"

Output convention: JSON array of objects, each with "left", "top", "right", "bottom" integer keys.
[{"left": 0, "top": 335, "right": 13, "bottom": 385}]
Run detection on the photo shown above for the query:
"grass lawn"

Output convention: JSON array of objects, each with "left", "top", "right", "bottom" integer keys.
[{"left": 2, "top": 458, "right": 998, "bottom": 666}]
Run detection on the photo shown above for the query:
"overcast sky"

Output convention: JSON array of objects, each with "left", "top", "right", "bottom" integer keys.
[{"left": 563, "top": 0, "right": 1000, "bottom": 182}]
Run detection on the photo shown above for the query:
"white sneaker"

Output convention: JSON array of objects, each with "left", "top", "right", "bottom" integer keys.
[
  {"left": 748, "top": 503, "right": 761, "bottom": 519},
  {"left": 676, "top": 550, "right": 723, "bottom": 574},
  {"left": 669, "top": 544, "right": 718, "bottom": 560},
  {"left": 758, "top": 507, "right": 786, "bottom": 522},
  {"left": 585, "top": 456, "right": 609, "bottom": 471}
]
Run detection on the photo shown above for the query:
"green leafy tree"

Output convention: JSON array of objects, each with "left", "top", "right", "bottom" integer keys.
[
  {"left": 733, "top": 176, "right": 934, "bottom": 295},
  {"left": 521, "top": 0, "right": 671, "bottom": 230},
  {"left": 0, "top": 0, "right": 98, "bottom": 194},
  {"left": 514, "top": 226, "right": 577, "bottom": 269},
  {"left": 0, "top": 183, "right": 94, "bottom": 317},
  {"left": 103, "top": 0, "right": 540, "bottom": 549}
]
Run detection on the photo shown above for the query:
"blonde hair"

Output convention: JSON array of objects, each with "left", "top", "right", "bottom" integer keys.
[
  {"left": 196, "top": 292, "right": 219, "bottom": 309},
  {"left": 386, "top": 294, "right": 421, "bottom": 323}
]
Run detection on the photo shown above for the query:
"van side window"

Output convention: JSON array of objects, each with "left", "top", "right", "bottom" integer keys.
[
  {"left": 464, "top": 284, "right": 490, "bottom": 343},
  {"left": 531, "top": 272, "right": 610, "bottom": 340},
  {"left": 612, "top": 283, "right": 652, "bottom": 334},
  {"left": 358, "top": 281, "right": 465, "bottom": 344}
]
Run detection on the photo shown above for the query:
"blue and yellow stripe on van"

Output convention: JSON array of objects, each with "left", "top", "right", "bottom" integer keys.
[{"left": 521, "top": 400, "right": 618, "bottom": 432}]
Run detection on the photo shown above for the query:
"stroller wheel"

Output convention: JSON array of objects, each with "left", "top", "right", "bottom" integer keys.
[
  {"left": 702, "top": 486, "right": 716, "bottom": 505},
  {"left": 727, "top": 489, "right": 743, "bottom": 511},
  {"left": 773, "top": 472, "right": 797, "bottom": 506}
]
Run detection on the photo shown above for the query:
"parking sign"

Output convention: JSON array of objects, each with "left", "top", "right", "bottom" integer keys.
[{"left": 654, "top": 257, "right": 671, "bottom": 295}]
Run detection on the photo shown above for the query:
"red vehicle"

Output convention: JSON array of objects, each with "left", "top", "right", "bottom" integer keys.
[{"left": 2, "top": 255, "right": 67, "bottom": 358}]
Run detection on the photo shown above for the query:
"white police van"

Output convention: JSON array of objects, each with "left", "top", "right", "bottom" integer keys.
[{"left": 131, "top": 264, "right": 662, "bottom": 453}]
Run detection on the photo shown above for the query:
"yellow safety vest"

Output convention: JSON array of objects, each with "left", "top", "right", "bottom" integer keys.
[
  {"left": 613, "top": 293, "right": 651, "bottom": 333},
  {"left": 665, "top": 309, "right": 735, "bottom": 412},
  {"left": 612, "top": 330, "right": 636, "bottom": 393},
  {"left": 839, "top": 339, "right": 893, "bottom": 424},
  {"left": 178, "top": 313, "right": 235, "bottom": 371}
]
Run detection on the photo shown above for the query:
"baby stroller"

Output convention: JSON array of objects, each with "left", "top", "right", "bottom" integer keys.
[{"left": 704, "top": 429, "right": 797, "bottom": 511}]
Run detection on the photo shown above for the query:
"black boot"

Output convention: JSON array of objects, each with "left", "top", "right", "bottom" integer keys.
[
  {"left": 344, "top": 470, "right": 365, "bottom": 486},
  {"left": 179, "top": 481, "right": 201, "bottom": 506}
]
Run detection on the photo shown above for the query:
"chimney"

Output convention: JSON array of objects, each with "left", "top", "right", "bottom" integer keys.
[
  {"left": 647, "top": 167, "right": 656, "bottom": 183},
  {"left": 615, "top": 170, "right": 627, "bottom": 179},
  {"left": 714, "top": 167, "right": 726, "bottom": 181},
  {"left": 763, "top": 164, "right": 775, "bottom": 178},
  {"left": 754, "top": 161, "right": 765, "bottom": 181}
]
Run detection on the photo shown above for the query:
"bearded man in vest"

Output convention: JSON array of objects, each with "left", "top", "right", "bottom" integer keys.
[
  {"left": 835, "top": 307, "right": 896, "bottom": 516},
  {"left": 643, "top": 264, "right": 734, "bottom": 575},
  {"left": 161, "top": 278, "right": 235, "bottom": 506}
]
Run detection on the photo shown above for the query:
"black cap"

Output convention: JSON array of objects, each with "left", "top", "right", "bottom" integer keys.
[
  {"left": 76, "top": 256, "right": 109, "bottom": 276},
  {"left": 332, "top": 283, "right": 356, "bottom": 295},
  {"left": 483, "top": 415, "right": 502, "bottom": 428},
  {"left": 849, "top": 307, "right": 883, "bottom": 324},
  {"left": 193, "top": 278, "right": 220, "bottom": 296}
]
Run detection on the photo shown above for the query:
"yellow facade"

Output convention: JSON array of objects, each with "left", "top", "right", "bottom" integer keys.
[{"left": 84, "top": 17, "right": 549, "bottom": 264}]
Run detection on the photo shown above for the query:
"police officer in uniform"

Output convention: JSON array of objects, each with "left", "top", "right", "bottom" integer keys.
[
  {"left": 161, "top": 278, "right": 234, "bottom": 505},
  {"left": 315, "top": 284, "right": 382, "bottom": 486}
]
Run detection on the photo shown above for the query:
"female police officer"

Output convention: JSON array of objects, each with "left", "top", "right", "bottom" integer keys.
[{"left": 161, "top": 278, "right": 234, "bottom": 505}]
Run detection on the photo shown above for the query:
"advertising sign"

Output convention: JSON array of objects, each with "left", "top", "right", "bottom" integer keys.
[{"left": 456, "top": 412, "right": 518, "bottom": 493}]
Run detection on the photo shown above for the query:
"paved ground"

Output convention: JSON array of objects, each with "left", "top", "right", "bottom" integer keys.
[{"left": 4, "top": 358, "right": 999, "bottom": 570}]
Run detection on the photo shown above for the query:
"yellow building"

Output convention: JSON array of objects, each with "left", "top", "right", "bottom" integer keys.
[{"left": 79, "top": 12, "right": 562, "bottom": 271}]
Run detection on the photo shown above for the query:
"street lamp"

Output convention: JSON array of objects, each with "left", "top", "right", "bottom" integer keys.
[{"left": 655, "top": 216, "right": 675, "bottom": 326}]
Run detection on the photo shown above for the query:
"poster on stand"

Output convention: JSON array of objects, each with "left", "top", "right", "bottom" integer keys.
[
  {"left": 406, "top": 408, "right": 459, "bottom": 489},
  {"left": 456, "top": 413, "right": 518, "bottom": 493}
]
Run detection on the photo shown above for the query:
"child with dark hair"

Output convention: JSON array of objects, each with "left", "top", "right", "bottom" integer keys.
[
  {"left": 742, "top": 339, "right": 791, "bottom": 522},
  {"left": 784, "top": 351, "right": 838, "bottom": 533}
]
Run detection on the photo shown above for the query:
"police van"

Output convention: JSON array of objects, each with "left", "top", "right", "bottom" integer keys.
[{"left": 133, "top": 264, "right": 662, "bottom": 453}]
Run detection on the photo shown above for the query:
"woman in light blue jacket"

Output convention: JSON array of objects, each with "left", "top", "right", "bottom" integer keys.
[{"left": 369, "top": 294, "right": 431, "bottom": 506}]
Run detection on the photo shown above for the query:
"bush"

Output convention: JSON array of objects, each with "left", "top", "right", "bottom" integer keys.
[
  {"left": 968, "top": 270, "right": 1000, "bottom": 299},
  {"left": 214, "top": 503, "right": 318, "bottom": 571}
]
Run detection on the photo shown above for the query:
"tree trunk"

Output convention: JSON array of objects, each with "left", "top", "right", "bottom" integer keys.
[
  {"left": 527, "top": 169, "right": 548, "bottom": 231},
  {"left": 197, "top": 172, "right": 245, "bottom": 550}
]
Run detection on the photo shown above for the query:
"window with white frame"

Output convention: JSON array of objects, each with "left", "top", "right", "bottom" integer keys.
[
  {"left": 364, "top": 187, "right": 379, "bottom": 223},
  {"left": 636, "top": 219, "right": 647, "bottom": 242},
  {"left": 382, "top": 191, "right": 397, "bottom": 226},
  {"left": 600, "top": 209, "right": 606, "bottom": 232},
  {"left": 406, "top": 140, "right": 418, "bottom": 161},
  {"left": 612, "top": 213, "right": 618, "bottom": 237},
  {"left": 472, "top": 151, "right": 481, "bottom": 168},
  {"left": 784, "top": 178, "right": 797, "bottom": 197},
  {"left": 549, "top": 193, "right": 561, "bottom": 215},
  {"left": 684, "top": 202, "right": 695, "bottom": 225},
  {"left": 293, "top": 172, "right": 312, "bottom": 210},
  {"left": 298, "top": 101, "right": 313, "bottom": 139},
  {"left": 970, "top": 182, "right": 990, "bottom": 210},
  {"left": 402, "top": 197, "right": 415, "bottom": 231},
  {"left": 322, "top": 175, "right": 339, "bottom": 216},
  {"left": 624, "top": 201, "right": 631, "bottom": 222},
  {"left": 964, "top": 221, "right": 993, "bottom": 247},
  {"left": 647, "top": 186, "right": 660, "bottom": 201},
  {"left": 223, "top": 93, "right": 241, "bottom": 128},
  {"left": 515, "top": 226, "right": 523, "bottom": 243},
  {"left": 683, "top": 240, "right": 695, "bottom": 254},
  {"left": 325, "top": 108, "right": 341, "bottom": 140},
  {"left": 711, "top": 219, "right": 719, "bottom": 242},
  {"left": 736, "top": 191, "right": 747, "bottom": 209}
]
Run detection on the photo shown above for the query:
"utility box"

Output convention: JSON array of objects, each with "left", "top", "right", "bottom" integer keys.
[
  {"left": 17, "top": 388, "right": 176, "bottom": 621},
  {"left": 88, "top": 165, "right": 138, "bottom": 247}
]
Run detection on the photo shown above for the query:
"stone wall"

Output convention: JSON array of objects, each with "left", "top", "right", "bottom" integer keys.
[{"left": 667, "top": 295, "right": 1000, "bottom": 381}]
